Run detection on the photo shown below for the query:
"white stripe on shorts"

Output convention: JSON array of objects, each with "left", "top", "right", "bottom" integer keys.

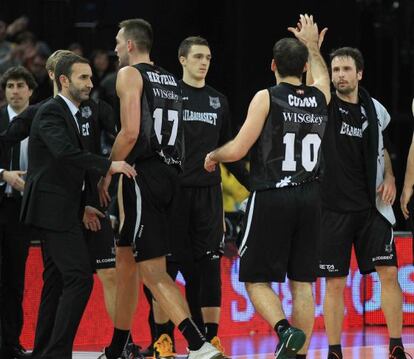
[
  {"left": 133, "top": 178, "right": 142, "bottom": 244},
  {"left": 388, "top": 227, "right": 394, "bottom": 246},
  {"left": 238, "top": 191, "right": 256, "bottom": 257}
]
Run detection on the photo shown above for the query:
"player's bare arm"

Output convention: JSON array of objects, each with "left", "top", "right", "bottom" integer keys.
[
  {"left": 205, "top": 89, "right": 269, "bottom": 172},
  {"left": 401, "top": 133, "right": 414, "bottom": 218},
  {"left": 289, "top": 14, "right": 331, "bottom": 104},
  {"left": 377, "top": 149, "right": 396, "bottom": 205},
  {"left": 98, "top": 66, "right": 142, "bottom": 206},
  {"left": 110, "top": 65, "right": 142, "bottom": 161}
]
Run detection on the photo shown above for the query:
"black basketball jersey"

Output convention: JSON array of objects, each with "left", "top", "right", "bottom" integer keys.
[
  {"left": 250, "top": 82, "right": 328, "bottom": 191},
  {"left": 126, "top": 63, "right": 184, "bottom": 168},
  {"left": 178, "top": 81, "right": 233, "bottom": 187}
]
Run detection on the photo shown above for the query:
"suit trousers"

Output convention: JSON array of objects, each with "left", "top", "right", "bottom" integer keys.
[
  {"left": 0, "top": 196, "right": 30, "bottom": 355},
  {"left": 31, "top": 224, "right": 93, "bottom": 359}
]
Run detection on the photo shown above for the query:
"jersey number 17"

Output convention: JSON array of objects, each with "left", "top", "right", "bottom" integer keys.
[{"left": 153, "top": 108, "right": 179, "bottom": 146}]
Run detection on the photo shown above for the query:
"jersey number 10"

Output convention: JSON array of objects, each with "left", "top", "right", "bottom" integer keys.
[
  {"left": 282, "top": 133, "right": 321, "bottom": 172},
  {"left": 153, "top": 108, "right": 179, "bottom": 146}
]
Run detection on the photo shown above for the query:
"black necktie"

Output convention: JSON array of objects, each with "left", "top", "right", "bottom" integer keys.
[{"left": 75, "top": 110, "right": 82, "bottom": 133}]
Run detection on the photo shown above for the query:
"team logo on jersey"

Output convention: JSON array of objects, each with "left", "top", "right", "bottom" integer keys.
[
  {"left": 296, "top": 89, "right": 304, "bottom": 95},
  {"left": 81, "top": 106, "right": 92, "bottom": 119},
  {"left": 340, "top": 121, "right": 362, "bottom": 138},
  {"left": 209, "top": 96, "right": 221, "bottom": 109}
]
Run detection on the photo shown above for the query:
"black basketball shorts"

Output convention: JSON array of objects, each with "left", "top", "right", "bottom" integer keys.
[
  {"left": 238, "top": 181, "right": 321, "bottom": 283},
  {"left": 169, "top": 184, "right": 224, "bottom": 261},
  {"left": 318, "top": 208, "right": 397, "bottom": 277},
  {"left": 86, "top": 214, "right": 116, "bottom": 270},
  {"left": 117, "top": 158, "right": 179, "bottom": 262}
]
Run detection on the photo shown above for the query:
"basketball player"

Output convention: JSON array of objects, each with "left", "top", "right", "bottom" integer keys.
[
  {"left": 97, "top": 19, "right": 226, "bottom": 359},
  {"left": 401, "top": 100, "right": 414, "bottom": 266},
  {"left": 151, "top": 36, "right": 250, "bottom": 358},
  {"left": 205, "top": 14, "right": 330, "bottom": 359},
  {"left": 315, "top": 43, "right": 408, "bottom": 359}
]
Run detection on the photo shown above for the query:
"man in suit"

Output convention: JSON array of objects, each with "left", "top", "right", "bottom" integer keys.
[
  {"left": 0, "top": 49, "right": 141, "bottom": 358},
  {"left": 0, "top": 66, "right": 37, "bottom": 359},
  {"left": 22, "top": 52, "right": 136, "bottom": 359}
]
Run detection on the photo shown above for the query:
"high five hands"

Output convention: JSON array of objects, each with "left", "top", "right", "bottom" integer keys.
[{"left": 288, "top": 14, "right": 328, "bottom": 48}]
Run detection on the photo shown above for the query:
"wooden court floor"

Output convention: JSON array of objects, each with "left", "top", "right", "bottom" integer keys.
[{"left": 72, "top": 327, "right": 414, "bottom": 359}]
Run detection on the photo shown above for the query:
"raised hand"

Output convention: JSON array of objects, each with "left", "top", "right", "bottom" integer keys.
[{"left": 287, "top": 14, "right": 319, "bottom": 46}]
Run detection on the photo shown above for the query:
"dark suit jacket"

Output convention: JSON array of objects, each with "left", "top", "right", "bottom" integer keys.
[
  {"left": 0, "top": 105, "right": 11, "bottom": 203},
  {"left": 0, "top": 98, "right": 116, "bottom": 154},
  {"left": 21, "top": 95, "right": 111, "bottom": 232}
]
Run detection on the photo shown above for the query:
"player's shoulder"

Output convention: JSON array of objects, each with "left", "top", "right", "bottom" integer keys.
[{"left": 204, "top": 84, "right": 229, "bottom": 104}]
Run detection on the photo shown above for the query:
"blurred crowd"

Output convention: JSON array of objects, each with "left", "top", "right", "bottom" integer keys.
[{"left": 0, "top": 15, "right": 119, "bottom": 117}]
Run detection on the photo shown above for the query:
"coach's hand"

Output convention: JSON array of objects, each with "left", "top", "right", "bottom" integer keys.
[
  {"left": 3, "top": 170, "right": 26, "bottom": 192},
  {"left": 83, "top": 206, "right": 105, "bottom": 232},
  {"left": 109, "top": 161, "right": 136, "bottom": 177},
  {"left": 400, "top": 186, "right": 413, "bottom": 219},
  {"left": 98, "top": 174, "right": 112, "bottom": 208}
]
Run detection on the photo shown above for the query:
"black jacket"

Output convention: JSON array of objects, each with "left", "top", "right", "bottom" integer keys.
[{"left": 20, "top": 96, "right": 111, "bottom": 231}]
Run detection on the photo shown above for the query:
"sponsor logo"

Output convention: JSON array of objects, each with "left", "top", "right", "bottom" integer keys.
[
  {"left": 146, "top": 71, "right": 177, "bottom": 86},
  {"left": 282, "top": 112, "right": 324, "bottom": 125},
  {"left": 275, "top": 176, "right": 292, "bottom": 188},
  {"left": 183, "top": 110, "right": 217, "bottom": 125},
  {"left": 288, "top": 94, "right": 317, "bottom": 108},
  {"left": 339, "top": 107, "right": 349, "bottom": 115},
  {"left": 96, "top": 258, "right": 115, "bottom": 264},
  {"left": 152, "top": 88, "right": 179, "bottom": 100},
  {"left": 138, "top": 224, "right": 144, "bottom": 238},
  {"left": 209, "top": 96, "right": 221, "bottom": 109},
  {"left": 385, "top": 244, "right": 393, "bottom": 253},
  {"left": 339, "top": 121, "right": 362, "bottom": 138},
  {"left": 319, "top": 263, "right": 338, "bottom": 272},
  {"left": 372, "top": 254, "right": 394, "bottom": 261}
]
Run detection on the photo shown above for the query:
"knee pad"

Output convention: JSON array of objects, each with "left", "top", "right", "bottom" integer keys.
[{"left": 198, "top": 252, "right": 222, "bottom": 307}]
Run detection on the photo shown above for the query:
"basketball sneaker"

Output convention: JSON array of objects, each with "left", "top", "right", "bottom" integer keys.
[
  {"left": 274, "top": 326, "right": 306, "bottom": 358},
  {"left": 123, "top": 343, "right": 145, "bottom": 359},
  {"left": 153, "top": 334, "right": 176, "bottom": 359},
  {"left": 97, "top": 345, "right": 144, "bottom": 359},
  {"left": 389, "top": 346, "right": 412, "bottom": 359},
  {"left": 210, "top": 336, "right": 225, "bottom": 354},
  {"left": 187, "top": 342, "right": 228, "bottom": 359}
]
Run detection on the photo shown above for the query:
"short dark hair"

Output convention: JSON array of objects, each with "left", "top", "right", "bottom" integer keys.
[
  {"left": 178, "top": 36, "right": 209, "bottom": 58},
  {"left": 54, "top": 53, "right": 89, "bottom": 91},
  {"left": 329, "top": 47, "right": 364, "bottom": 72},
  {"left": 119, "top": 18, "right": 153, "bottom": 53},
  {"left": 1, "top": 65, "right": 37, "bottom": 90},
  {"left": 273, "top": 38, "right": 308, "bottom": 79}
]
